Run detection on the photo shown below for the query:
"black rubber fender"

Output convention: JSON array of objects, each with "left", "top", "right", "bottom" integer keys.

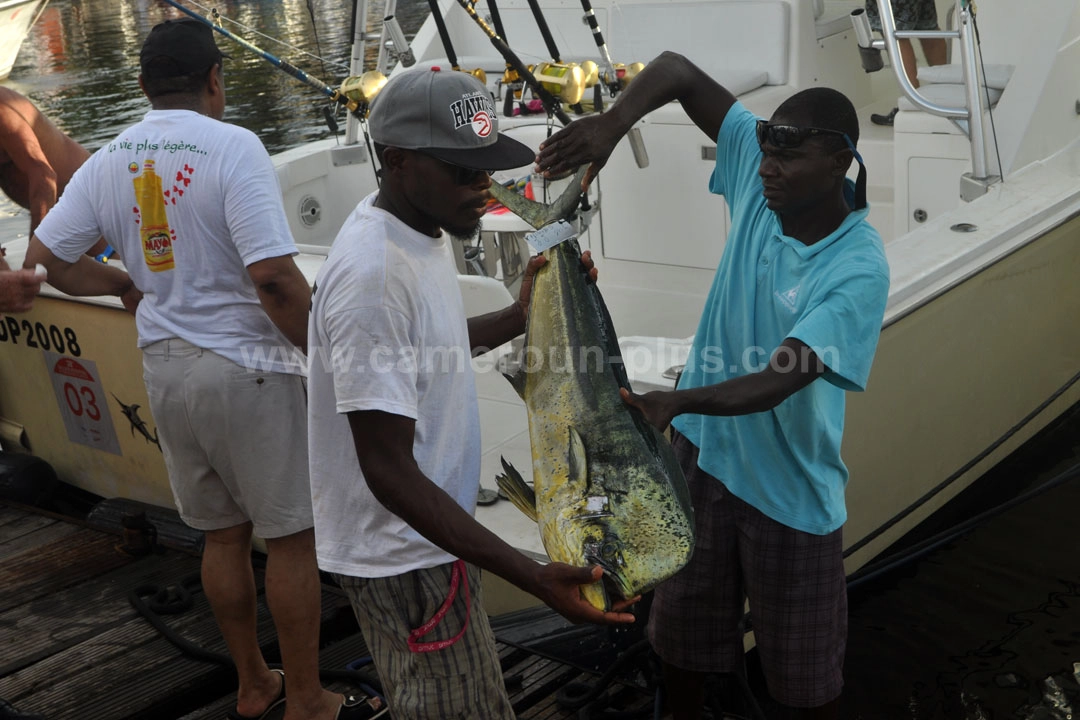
[{"left": 0, "top": 452, "right": 59, "bottom": 506}]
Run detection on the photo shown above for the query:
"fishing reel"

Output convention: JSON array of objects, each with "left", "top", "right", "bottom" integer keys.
[
  {"left": 339, "top": 70, "right": 389, "bottom": 115},
  {"left": 532, "top": 61, "right": 587, "bottom": 105},
  {"left": 458, "top": 66, "right": 488, "bottom": 85},
  {"left": 499, "top": 67, "right": 525, "bottom": 117},
  {"left": 601, "top": 61, "right": 645, "bottom": 91}
]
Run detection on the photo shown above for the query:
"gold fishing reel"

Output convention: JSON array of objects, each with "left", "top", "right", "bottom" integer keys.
[
  {"left": 602, "top": 62, "right": 645, "bottom": 90},
  {"left": 577, "top": 60, "right": 599, "bottom": 89},
  {"left": 339, "top": 70, "right": 388, "bottom": 114},
  {"left": 460, "top": 66, "right": 488, "bottom": 85},
  {"left": 533, "top": 61, "right": 586, "bottom": 105}
]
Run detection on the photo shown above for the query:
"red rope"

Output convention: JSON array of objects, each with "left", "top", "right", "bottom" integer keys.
[{"left": 407, "top": 559, "right": 471, "bottom": 653}]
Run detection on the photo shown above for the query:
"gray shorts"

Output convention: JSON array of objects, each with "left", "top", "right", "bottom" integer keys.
[
  {"left": 335, "top": 562, "right": 514, "bottom": 720},
  {"left": 648, "top": 431, "right": 847, "bottom": 708},
  {"left": 142, "top": 338, "right": 313, "bottom": 538},
  {"left": 866, "top": 0, "right": 939, "bottom": 31}
]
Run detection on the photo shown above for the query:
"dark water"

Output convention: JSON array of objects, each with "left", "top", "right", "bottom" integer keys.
[
  {"left": 9, "top": 0, "right": 428, "bottom": 154},
  {"left": 7, "top": 3, "right": 1080, "bottom": 718},
  {"left": 840, "top": 402, "right": 1080, "bottom": 719}
]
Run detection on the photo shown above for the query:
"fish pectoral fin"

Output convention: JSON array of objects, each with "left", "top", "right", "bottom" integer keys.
[
  {"left": 566, "top": 427, "right": 588, "bottom": 495},
  {"left": 495, "top": 457, "right": 538, "bottom": 523}
]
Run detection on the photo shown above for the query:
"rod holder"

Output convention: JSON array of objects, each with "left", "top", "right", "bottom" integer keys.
[
  {"left": 850, "top": 8, "right": 884, "bottom": 72},
  {"left": 383, "top": 15, "right": 416, "bottom": 67}
]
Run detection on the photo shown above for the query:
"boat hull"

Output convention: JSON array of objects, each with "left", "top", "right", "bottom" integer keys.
[
  {"left": 0, "top": 0, "right": 46, "bottom": 79},
  {"left": 1, "top": 211, "right": 1078, "bottom": 591}
]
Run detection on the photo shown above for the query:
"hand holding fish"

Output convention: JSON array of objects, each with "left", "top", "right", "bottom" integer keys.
[
  {"left": 620, "top": 387, "right": 679, "bottom": 433},
  {"left": 535, "top": 115, "right": 623, "bottom": 191},
  {"left": 515, "top": 250, "right": 597, "bottom": 327},
  {"left": 532, "top": 563, "right": 639, "bottom": 625}
]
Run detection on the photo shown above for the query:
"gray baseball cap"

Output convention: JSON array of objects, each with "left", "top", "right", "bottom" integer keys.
[{"left": 368, "top": 68, "right": 534, "bottom": 171}]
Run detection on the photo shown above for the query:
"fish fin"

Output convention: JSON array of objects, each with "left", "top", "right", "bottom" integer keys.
[
  {"left": 502, "top": 369, "right": 526, "bottom": 401},
  {"left": 567, "top": 426, "right": 588, "bottom": 494},
  {"left": 488, "top": 167, "right": 589, "bottom": 230},
  {"left": 495, "top": 457, "right": 538, "bottom": 522},
  {"left": 581, "top": 577, "right": 610, "bottom": 612}
]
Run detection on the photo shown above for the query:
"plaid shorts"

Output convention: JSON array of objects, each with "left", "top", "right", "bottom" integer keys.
[
  {"left": 335, "top": 562, "right": 514, "bottom": 719},
  {"left": 865, "top": 0, "right": 940, "bottom": 31},
  {"left": 648, "top": 432, "right": 847, "bottom": 708}
]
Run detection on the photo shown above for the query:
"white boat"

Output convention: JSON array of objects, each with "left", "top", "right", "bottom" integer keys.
[
  {"left": 1, "top": 0, "right": 1079, "bottom": 616},
  {"left": 0, "top": 0, "right": 47, "bottom": 80}
]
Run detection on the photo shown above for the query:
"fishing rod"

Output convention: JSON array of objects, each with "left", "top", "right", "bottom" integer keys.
[
  {"left": 521, "top": 0, "right": 590, "bottom": 114},
  {"left": 524, "top": 0, "right": 561, "bottom": 63},
  {"left": 158, "top": 0, "right": 366, "bottom": 115},
  {"left": 426, "top": 0, "right": 461, "bottom": 71},
  {"left": 486, "top": 0, "right": 522, "bottom": 118},
  {"left": 577, "top": 0, "right": 619, "bottom": 96},
  {"left": 454, "top": 0, "right": 571, "bottom": 125},
  {"left": 424, "top": 0, "right": 487, "bottom": 84}
]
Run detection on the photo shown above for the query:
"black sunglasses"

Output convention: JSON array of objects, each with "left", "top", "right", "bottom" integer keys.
[
  {"left": 416, "top": 151, "right": 494, "bottom": 186},
  {"left": 755, "top": 119, "right": 853, "bottom": 152}
]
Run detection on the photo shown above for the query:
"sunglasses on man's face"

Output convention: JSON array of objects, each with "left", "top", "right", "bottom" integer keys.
[
  {"left": 755, "top": 119, "right": 853, "bottom": 152},
  {"left": 417, "top": 151, "right": 495, "bottom": 186}
]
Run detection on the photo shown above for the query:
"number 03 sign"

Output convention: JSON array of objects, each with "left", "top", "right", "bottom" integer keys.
[{"left": 44, "top": 352, "right": 122, "bottom": 456}]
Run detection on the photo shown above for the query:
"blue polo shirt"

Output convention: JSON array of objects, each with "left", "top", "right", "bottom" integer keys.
[{"left": 670, "top": 103, "right": 890, "bottom": 535}]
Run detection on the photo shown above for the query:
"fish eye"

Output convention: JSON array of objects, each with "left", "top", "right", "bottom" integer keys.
[{"left": 600, "top": 540, "right": 619, "bottom": 560}]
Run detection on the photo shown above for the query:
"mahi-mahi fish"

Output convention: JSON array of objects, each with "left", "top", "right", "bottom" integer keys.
[{"left": 489, "top": 173, "right": 695, "bottom": 611}]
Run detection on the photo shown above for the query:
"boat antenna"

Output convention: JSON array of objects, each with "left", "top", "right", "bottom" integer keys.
[
  {"left": 453, "top": 0, "right": 571, "bottom": 125},
  {"left": 158, "top": 0, "right": 365, "bottom": 117}
]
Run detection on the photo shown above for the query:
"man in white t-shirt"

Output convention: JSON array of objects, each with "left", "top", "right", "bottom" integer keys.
[
  {"left": 307, "top": 68, "right": 638, "bottom": 718},
  {"left": 25, "top": 20, "right": 380, "bottom": 720}
]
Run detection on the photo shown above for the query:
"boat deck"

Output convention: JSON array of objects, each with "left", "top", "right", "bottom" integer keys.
[{"left": 0, "top": 501, "right": 654, "bottom": 720}]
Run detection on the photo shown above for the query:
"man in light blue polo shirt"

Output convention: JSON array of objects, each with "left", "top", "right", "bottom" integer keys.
[{"left": 536, "top": 51, "right": 890, "bottom": 720}]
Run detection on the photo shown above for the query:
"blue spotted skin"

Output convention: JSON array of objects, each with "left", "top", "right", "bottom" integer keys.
[{"left": 497, "top": 237, "right": 695, "bottom": 611}]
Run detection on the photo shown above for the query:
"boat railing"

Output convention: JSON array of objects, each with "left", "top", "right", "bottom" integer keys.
[{"left": 852, "top": 0, "right": 1000, "bottom": 200}]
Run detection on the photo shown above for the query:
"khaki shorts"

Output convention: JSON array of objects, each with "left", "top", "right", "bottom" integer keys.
[
  {"left": 335, "top": 562, "right": 514, "bottom": 720},
  {"left": 142, "top": 338, "right": 313, "bottom": 538}
]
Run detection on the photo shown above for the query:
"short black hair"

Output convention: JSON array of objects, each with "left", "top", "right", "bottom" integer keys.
[
  {"left": 774, "top": 87, "right": 859, "bottom": 151},
  {"left": 141, "top": 59, "right": 218, "bottom": 99}
]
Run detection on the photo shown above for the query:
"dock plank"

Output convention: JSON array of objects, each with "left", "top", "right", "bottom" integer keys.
[
  {"left": 0, "top": 515, "right": 80, "bottom": 562},
  {"left": 0, "top": 528, "right": 133, "bottom": 613},
  {"left": 0, "top": 504, "right": 653, "bottom": 720},
  {"left": 0, "top": 553, "right": 201, "bottom": 676}
]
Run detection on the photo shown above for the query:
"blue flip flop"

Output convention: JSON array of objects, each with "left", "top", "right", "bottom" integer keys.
[{"left": 226, "top": 669, "right": 286, "bottom": 720}]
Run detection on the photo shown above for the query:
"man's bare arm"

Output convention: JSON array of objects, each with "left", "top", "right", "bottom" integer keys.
[
  {"left": 247, "top": 254, "right": 311, "bottom": 352},
  {"left": 0, "top": 104, "right": 58, "bottom": 232}
]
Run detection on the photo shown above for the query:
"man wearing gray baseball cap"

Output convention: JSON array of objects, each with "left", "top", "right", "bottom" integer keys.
[{"left": 307, "top": 68, "right": 637, "bottom": 718}]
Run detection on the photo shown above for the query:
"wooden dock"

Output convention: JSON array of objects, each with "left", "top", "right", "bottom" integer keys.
[{"left": 0, "top": 501, "right": 654, "bottom": 720}]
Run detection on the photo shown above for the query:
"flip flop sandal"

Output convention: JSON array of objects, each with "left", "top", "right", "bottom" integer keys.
[
  {"left": 226, "top": 669, "right": 286, "bottom": 720},
  {"left": 335, "top": 693, "right": 389, "bottom": 720}
]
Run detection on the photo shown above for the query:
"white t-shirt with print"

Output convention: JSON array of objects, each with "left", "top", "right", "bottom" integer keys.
[
  {"left": 307, "top": 192, "right": 481, "bottom": 577},
  {"left": 35, "top": 109, "right": 301, "bottom": 374}
]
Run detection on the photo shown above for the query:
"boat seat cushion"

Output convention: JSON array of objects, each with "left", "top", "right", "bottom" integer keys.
[
  {"left": 918, "top": 63, "right": 1015, "bottom": 90},
  {"left": 897, "top": 83, "right": 1003, "bottom": 113}
]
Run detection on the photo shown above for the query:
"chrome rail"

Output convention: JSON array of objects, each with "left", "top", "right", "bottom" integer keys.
[{"left": 853, "top": 0, "right": 998, "bottom": 195}]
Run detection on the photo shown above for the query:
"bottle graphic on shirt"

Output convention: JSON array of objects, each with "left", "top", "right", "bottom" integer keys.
[{"left": 133, "top": 159, "right": 175, "bottom": 272}]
